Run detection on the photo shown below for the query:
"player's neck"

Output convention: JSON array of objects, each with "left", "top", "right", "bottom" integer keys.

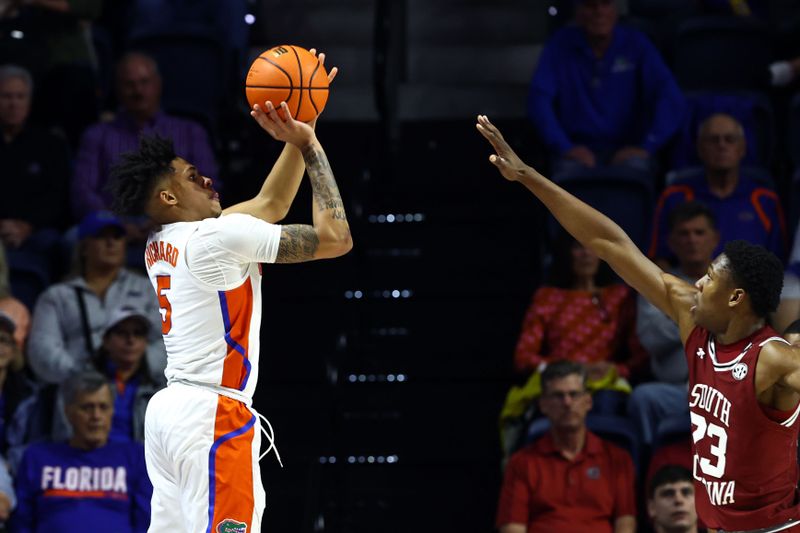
[
  {"left": 550, "top": 425, "right": 586, "bottom": 460},
  {"left": 714, "top": 314, "right": 766, "bottom": 345}
]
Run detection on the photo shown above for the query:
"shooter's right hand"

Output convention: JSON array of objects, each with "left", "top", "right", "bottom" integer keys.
[{"left": 250, "top": 101, "right": 316, "bottom": 150}]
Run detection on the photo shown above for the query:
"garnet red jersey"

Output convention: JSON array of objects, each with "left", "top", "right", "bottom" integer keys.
[{"left": 686, "top": 325, "right": 800, "bottom": 531}]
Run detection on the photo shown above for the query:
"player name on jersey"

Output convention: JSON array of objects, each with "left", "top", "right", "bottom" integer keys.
[
  {"left": 145, "top": 240, "right": 179, "bottom": 268},
  {"left": 41, "top": 465, "right": 128, "bottom": 495}
]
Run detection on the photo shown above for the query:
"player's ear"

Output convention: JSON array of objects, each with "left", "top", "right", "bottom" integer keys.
[
  {"left": 158, "top": 189, "right": 178, "bottom": 207},
  {"left": 729, "top": 288, "right": 745, "bottom": 308}
]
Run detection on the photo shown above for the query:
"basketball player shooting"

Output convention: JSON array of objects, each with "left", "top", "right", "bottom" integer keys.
[
  {"left": 477, "top": 115, "right": 800, "bottom": 533},
  {"left": 108, "top": 53, "right": 351, "bottom": 533}
]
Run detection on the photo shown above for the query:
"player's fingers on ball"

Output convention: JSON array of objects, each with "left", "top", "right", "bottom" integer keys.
[
  {"left": 279, "top": 101, "right": 293, "bottom": 123},
  {"left": 317, "top": 52, "right": 324, "bottom": 65},
  {"left": 309, "top": 48, "right": 317, "bottom": 57},
  {"left": 265, "top": 101, "right": 282, "bottom": 121},
  {"left": 328, "top": 66, "right": 338, "bottom": 83}
]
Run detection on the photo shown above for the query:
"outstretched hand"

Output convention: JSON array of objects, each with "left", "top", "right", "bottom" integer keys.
[{"left": 475, "top": 115, "right": 532, "bottom": 182}]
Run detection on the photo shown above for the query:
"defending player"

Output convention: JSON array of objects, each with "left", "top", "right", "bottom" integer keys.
[
  {"left": 108, "top": 55, "right": 351, "bottom": 532},
  {"left": 477, "top": 115, "right": 800, "bottom": 533}
]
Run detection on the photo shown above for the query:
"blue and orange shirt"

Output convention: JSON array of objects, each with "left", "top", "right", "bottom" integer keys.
[
  {"left": 10, "top": 441, "right": 152, "bottom": 533},
  {"left": 649, "top": 174, "right": 786, "bottom": 262}
]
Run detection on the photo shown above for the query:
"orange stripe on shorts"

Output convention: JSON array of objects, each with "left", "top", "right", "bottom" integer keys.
[{"left": 206, "top": 395, "right": 256, "bottom": 533}]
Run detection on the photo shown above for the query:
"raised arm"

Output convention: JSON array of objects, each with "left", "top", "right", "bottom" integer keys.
[
  {"left": 477, "top": 115, "right": 696, "bottom": 338},
  {"left": 274, "top": 138, "right": 352, "bottom": 262},
  {"left": 223, "top": 51, "right": 338, "bottom": 223}
]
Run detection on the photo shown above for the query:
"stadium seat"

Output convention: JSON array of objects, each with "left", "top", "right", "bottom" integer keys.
[
  {"left": 395, "top": 0, "right": 551, "bottom": 121},
  {"left": 665, "top": 165, "right": 775, "bottom": 188},
  {"left": 6, "top": 250, "right": 50, "bottom": 311},
  {"left": 525, "top": 414, "right": 641, "bottom": 466},
  {"left": 549, "top": 167, "right": 655, "bottom": 252},
  {"left": 652, "top": 412, "right": 691, "bottom": 451},
  {"left": 672, "top": 16, "right": 772, "bottom": 92}
]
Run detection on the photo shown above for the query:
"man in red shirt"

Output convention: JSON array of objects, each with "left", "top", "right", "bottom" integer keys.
[
  {"left": 478, "top": 115, "right": 800, "bottom": 532},
  {"left": 496, "top": 360, "right": 637, "bottom": 533}
]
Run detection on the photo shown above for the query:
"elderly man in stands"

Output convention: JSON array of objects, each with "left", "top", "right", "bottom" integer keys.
[{"left": 10, "top": 371, "right": 151, "bottom": 532}]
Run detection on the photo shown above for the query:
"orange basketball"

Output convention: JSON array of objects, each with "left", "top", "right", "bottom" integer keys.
[{"left": 245, "top": 45, "right": 329, "bottom": 122}]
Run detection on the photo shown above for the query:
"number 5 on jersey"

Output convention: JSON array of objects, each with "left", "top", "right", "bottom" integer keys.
[{"left": 157, "top": 275, "right": 172, "bottom": 334}]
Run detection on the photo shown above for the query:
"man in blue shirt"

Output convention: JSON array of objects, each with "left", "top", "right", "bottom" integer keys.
[
  {"left": 528, "top": 0, "right": 685, "bottom": 176},
  {"left": 10, "top": 371, "right": 151, "bottom": 532},
  {"left": 649, "top": 113, "right": 786, "bottom": 265}
]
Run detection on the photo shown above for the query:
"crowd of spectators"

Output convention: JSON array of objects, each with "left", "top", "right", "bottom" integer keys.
[{"left": 501, "top": 0, "right": 800, "bottom": 531}]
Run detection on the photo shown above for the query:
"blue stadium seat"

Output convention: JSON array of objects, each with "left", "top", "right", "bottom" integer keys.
[
  {"left": 525, "top": 414, "right": 641, "bottom": 467},
  {"left": 672, "top": 16, "right": 772, "bottom": 92},
  {"left": 670, "top": 91, "right": 774, "bottom": 170},
  {"left": 6, "top": 250, "right": 50, "bottom": 311},
  {"left": 666, "top": 165, "right": 775, "bottom": 188},
  {"left": 549, "top": 168, "right": 655, "bottom": 252},
  {"left": 652, "top": 412, "right": 691, "bottom": 451}
]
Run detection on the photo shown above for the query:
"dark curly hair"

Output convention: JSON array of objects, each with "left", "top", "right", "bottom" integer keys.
[
  {"left": 722, "top": 240, "right": 783, "bottom": 319},
  {"left": 107, "top": 135, "right": 177, "bottom": 216}
]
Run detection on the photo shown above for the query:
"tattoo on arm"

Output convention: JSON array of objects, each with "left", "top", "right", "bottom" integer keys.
[
  {"left": 275, "top": 224, "right": 320, "bottom": 263},
  {"left": 302, "top": 144, "right": 348, "bottom": 220}
]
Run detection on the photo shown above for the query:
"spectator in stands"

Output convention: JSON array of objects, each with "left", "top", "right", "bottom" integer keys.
[
  {"left": 27, "top": 211, "right": 166, "bottom": 385},
  {"left": 0, "top": 64, "right": 71, "bottom": 280},
  {"left": 647, "top": 465, "right": 698, "bottom": 533},
  {"left": 515, "top": 232, "right": 647, "bottom": 386},
  {"left": 10, "top": 371, "right": 151, "bottom": 532},
  {"left": 53, "top": 305, "right": 165, "bottom": 443},
  {"left": 0, "top": 311, "right": 35, "bottom": 451},
  {"left": 0, "top": 0, "right": 101, "bottom": 148},
  {"left": 72, "top": 52, "right": 217, "bottom": 247},
  {"left": 527, "top": 0, "right": 684, "bottom": 177},
  {"left": 630, "top": 202, "right": 717, "bottom": 448},
  {"left": 496, "top": 360, "right": 636, "bottom": 533},
  {"left": 0, "top": 244, "right": 30, "bottom": 348},
  {"left": 650, "top": 113, "right": 786, "bottom": 265}
]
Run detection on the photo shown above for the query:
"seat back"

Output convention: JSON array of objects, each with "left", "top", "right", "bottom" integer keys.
[{"left": 672, "top": 16, "right": 772, "bottom": 92}]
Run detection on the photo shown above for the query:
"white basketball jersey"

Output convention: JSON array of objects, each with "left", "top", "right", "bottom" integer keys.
[{"left": 145, "top": 213, "right": 281, "bottom": 403}]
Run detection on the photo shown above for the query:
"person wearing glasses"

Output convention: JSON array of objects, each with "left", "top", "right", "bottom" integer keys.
[
  {"left": 496, "top": 360, "right": 637, "bottom": 533},
  {"left": 649, "top": 113, "right": 786, "bottom": 267},
  {"left": 26, "top": 211, "right": 167, "bottom": 386}
]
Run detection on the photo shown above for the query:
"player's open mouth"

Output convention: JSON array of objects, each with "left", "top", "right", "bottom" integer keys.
[{"left": 211, "top": 192, "right": 220, "bottom": 201}]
